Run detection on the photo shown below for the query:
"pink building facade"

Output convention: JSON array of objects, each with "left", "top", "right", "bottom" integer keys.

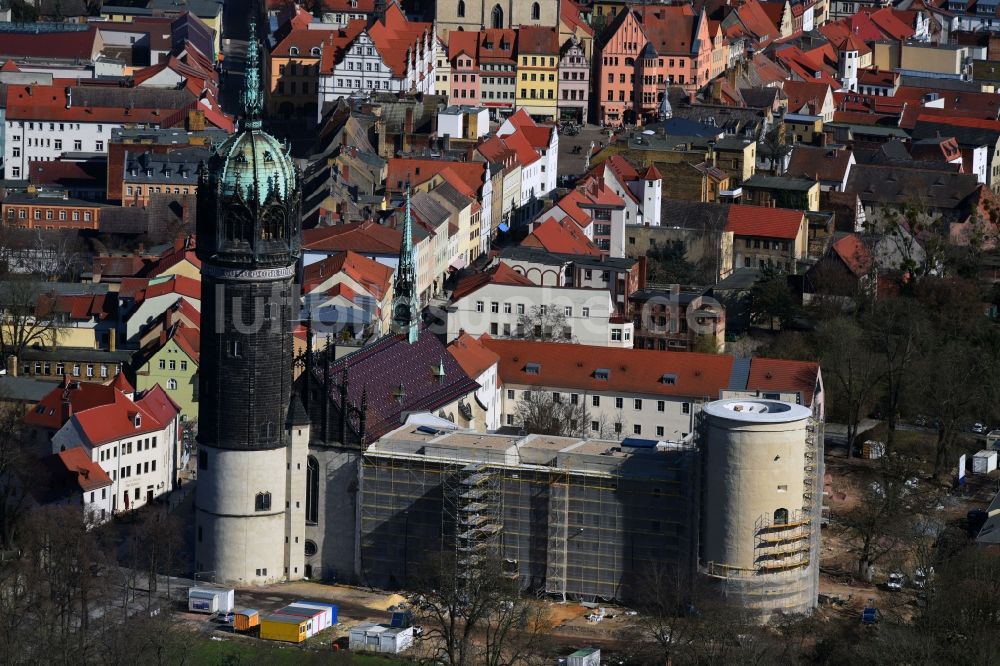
[{"left": 597, "top": 6, "right": 714, "bottom": 125}]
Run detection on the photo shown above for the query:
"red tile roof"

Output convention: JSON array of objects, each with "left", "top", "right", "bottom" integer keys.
[
  {"left": 25, "top": 379, "right": 119, "bottom": 431},
  {"left": 731, "top": 0, "right": 780, "bottom": 45},
  {"left": 485, "top": 338, "right": 736, "bottom": 398},
  {"left": 782, "top": 80, "right": 831, "bottom": 115},
  {"left": 726, "top": 204, "right": 805, "bottom": 240},
  {"left": 448, "top": 29, "right": 479, "bottom": 61},
  {"left": 367, "top": 2, "right": 433, "bottom": 78},
  {"left": 448, "top": 332, "right": 500, "bottom": 380},
  {"left": 830, "top": 233, "right": 873, "bottom": 277},
  {"left": 560, "top": 0, "right": 595, "bottom": 37},
  {"left": 522, "top": 216, "right": 602, "bottom": 256},
  {"left": 387, "top": 158, "right": 486, "bottom": 195},
  {"left": 303, "top": 220, "right": 409, "bottom": 255},
  {"left": 516, "top": 25, "right": 559, "bottom": 55},
  {"left": 482, "top": 339, "right": 821, "bottom": 406},
  {"left": 302, "top": 250, "right": 394, "bottom": 299},
  {"left": 0, "top": 26, "right": 100, "bottom": 60},
  {"left": 746, "top": 357, "right": 820, "bottom": 407},
  {"left": 39, "top": 448, "right": 113, "bottom": 499},
  {"left": 71, "top": 383, "right": 179, "bottom": 447},
  {"left": 451, "top": 262, "right": 535, "bottom": 301},
  {"left": 170, "top": 321, "right": 201, "bottom": 364}
]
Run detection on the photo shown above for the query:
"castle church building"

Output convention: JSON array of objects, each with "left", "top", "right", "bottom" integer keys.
[{"left": 193, "top": 23, "right": 310, "bottom": 586}]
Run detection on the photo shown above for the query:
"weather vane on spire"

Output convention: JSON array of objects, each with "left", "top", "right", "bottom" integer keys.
[{"left": 241, "top": 20, "right": 264, "bottom": 129}]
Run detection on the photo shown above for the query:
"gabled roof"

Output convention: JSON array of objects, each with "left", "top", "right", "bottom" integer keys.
[
  {"left": 560, "top": 0, "right": 595, "bottom": 37},
  {"left": 482, "top": 338, "right": 821, "bottom": 406},
  {"left": 302, "top": 250, "right": 394, "bottom": 299},
  {"left": 70, "top": 383, "right": 179, "bottom": 447},
  {"left": 386, "top": 158, "right": 485, "bottom": 194},
  {"left": 448, "top": 30, "right": 479, "bottom": 62},
  {"left": 36, "top": 448, "right": 113, "bottom": 505},
  {"left": 0, "top": 25, "right": 99, "bottom": 60},
  {"left": 367, "top": 2, "right": 433, "bottom": 78},
  {"left": 829, "top": 233, "right": 873, "bottom": 277},
  {"left": 448, "top": 332, "right": 500, "bottom": 380},
  {"left": 782, "top": 79, "right": 831, "bottom": 115},
  {"left": 303, "top": 219, "right": 415, "bottom": 255},
  {"left": 785, "top": 145, "right": 853, "bottom": 183},
  {"left": 451, "top": 262, "right": 535, "bottom": 301},
  {"left": 25, "top": 379, "right": 119, "bottom": 431},
  {"left": 320, "top": 327, "right": 480, "bottom": 441},
  {"left": 730, "top": 0, "right": 780, "bottom": 45},
  {"left": 516, "top": 25, "right": 559, "bottom": 55},
  {"left": 522, "top": 216, "right": 602, "bottom": 256},
  {"left": 34, "top": 292, "right": 117, "bottom": 323},
  {"left": 725, "top": 204, "right": 805, "bottom": 240}
]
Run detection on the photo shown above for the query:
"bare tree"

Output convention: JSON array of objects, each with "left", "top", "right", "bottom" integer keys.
[
  {"left": 814, "top": 317, "right": 881, "bottom": 457},
  {"left": 516, "top": 305, "right": 570, "bottom": 342},
  {"left": 759, "top": 124, "right": 792, "bottom": 175},
  {"left": 413, "top": 552, "right": 548, "bottom": 666},
  {"left": 0, "top": 276, "right": 60, "bottom": 360},
  {"left": 0, "top": 402, "right": 34, "bottom": 548}
]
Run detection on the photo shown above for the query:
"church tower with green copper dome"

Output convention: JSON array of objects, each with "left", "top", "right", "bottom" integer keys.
[{"left": 194, "top": 22, "right": 309, "bottom": 586}]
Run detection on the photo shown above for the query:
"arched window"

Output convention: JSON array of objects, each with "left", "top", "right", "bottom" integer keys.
[
  {"left": 306, "top": 456, "right": 320, "bottom": 524},
  {"left": 491, "top": 3, "right": 503, "bottom": 28},
  {"left": 224, "top": 206, "right": 252, "bottom": 242},
  {"left": 457, "top": 0, "right": 465, "bottom": 17},
  {"left": 311, "top": 47, "right": 321, "bottom": 56},
  {"left": 167, "top": 378, "right": 178, "bottom": 390},
  {"left": 774, "top": 508, "right": 789, "bottom": 525},
  {"left": 289, "top": 46, "right": 299, "bottom": 56},
  {"left": 255, "top": 492, "right": 272, "bottom": 511},
  {"left": 531, "top": 1, "right": 540, "bottom": 20}
]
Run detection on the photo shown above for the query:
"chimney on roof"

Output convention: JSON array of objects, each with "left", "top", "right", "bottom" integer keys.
[
  {"left": 26, "top": 85, "right": 32, "bottom": 96},
  {"left": 61, "top": 395, "right": 72, "bottom": 424},
  {"left": 109, "top": 329, "right": 116, "bottom": 352},
  {"left": 5, "top": 355, "right": 16, "bottom": 378}
]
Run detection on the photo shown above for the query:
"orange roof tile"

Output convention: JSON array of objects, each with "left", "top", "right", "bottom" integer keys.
[
  {"left": 522, "top": 216, "right": 602, "bottom": 256},
  {"left": 726, "top": 204, "right": 804, "bottom": 240},
  {"left": 830, "top": 233, "right": 873, "bottom": 277},
  {"left": 448, "top": 332, "right": 500, "bottom": 380},
  {"left": 451, "top": 263, "right": 535, "bottom": 301}
]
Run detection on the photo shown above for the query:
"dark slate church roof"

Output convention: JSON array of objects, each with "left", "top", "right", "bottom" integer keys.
[{"left": 319, "top": 327, "right": 480, "bottom": 442}]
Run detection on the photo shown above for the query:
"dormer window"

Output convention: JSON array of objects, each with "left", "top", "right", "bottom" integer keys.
[
  {"left": 594, "top": 368, "right": 610, "bottom": 380},
  {"left": 311, "top": 47, "right": 321, "bottom": 57},
  {"left": 146, "top": 169, "right": 152, "bottom": 177},
  {"left": 289, "top": 46, "right": 299, "bottom": 56},
  {"left": 525, "top": 362, "right": 541, "bottom": 375},
  {"left": 134, "top": 414, "right": 141, "bottom": 428},
  {"left": 661, "top": 373, "right": 677, "bottom": 385},
  {"left": 164, "top": 169, "right": 171, "bottom": 178}
]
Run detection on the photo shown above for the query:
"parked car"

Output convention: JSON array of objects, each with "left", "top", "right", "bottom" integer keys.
[
  {"left": 971, "top": 422, "right": 987, "bottom": 434},
  {"left": 913, "top": 567, "right": 933, "bottom": 589},
  {"left": 886, "top": 572, "right": 904, "bottom": 590}
]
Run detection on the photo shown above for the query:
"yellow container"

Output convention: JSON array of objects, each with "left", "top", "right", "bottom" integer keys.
[{"left": 260, "top": 614, "right": 307, "bottom": 643}]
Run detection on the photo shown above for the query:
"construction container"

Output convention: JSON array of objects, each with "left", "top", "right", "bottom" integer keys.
[
  {"left": 567, "top": 647, "right": 601, "bottom": 666},
  {"left": 291, "top": 601, "right": 338, "bottom": 628},
  {"left": 972, "top": 450, "right": 998, "bottom": 474},
  {"left": 349, "top": 623, "right": 414, "bottom": 654},
  {"left": 187, "top": 587, "right": 235, "bottom": 614},
  {"left": 273, "top": 605, "right": 324, "bottom": 638},
  {"left": 260, "top": 614, "right": 308, "bottom": 643},
  {"left": 987, "top": 430, "right": 1000, "bottom": 451},
  {"left": 233, "top": 609, "right": 260, "bottom": 632},
  {"left": 862, "top": 440, "right": 885, "bottom": 460}
]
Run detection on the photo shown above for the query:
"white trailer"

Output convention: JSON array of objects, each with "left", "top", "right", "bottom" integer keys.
[
  {"left": 188, "top": 587, "right": 235, "bottom": 614},
  {"left": 972, "top": 450, "right": 998, "bottom": 474},
  {"left": 567, "top": 647, "right": 601, "bottom": 666},
  {"left": 349, "top": 623, "right": 414, "bottom": 654}
]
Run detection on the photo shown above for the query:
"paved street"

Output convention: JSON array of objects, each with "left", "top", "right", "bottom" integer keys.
[{"left": 557, "top": 124, "right": 612, "bottom": 178}]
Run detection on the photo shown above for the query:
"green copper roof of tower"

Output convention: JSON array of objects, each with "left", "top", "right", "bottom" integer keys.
[{"left": 215, "top": 20, "right": 296, "bottom": 206}]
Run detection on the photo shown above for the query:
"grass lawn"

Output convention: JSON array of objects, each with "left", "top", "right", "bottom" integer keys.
[{"left": 189, "top": 634, "right": 414, "bottom": 665}]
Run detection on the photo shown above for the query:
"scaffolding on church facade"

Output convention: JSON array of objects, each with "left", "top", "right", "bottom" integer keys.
[{"left": 357, "top": 429, "right": 699, "bottom": 602}]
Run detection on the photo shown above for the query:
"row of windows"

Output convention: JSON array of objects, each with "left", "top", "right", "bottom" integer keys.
[
  {"left": 520, "top": 72, "right": 556, "bottom": 82},
  {"left": 7, "top": 120, "right": 97, "bottom": 131},
  {"left": 744, "top": 238, "right": 791, "bottom": 251},
  {"left": 276, "top": 80, "right": 312, "bottom": 95},
  {"left": 114, "top": 460, "right": 157, "bottom": 479},
  {"left": 520, "top": 88, "right": 555, "bottom": 99},
  {"left": 14, "top": 136, "right": 101, "bottom": 151},
  {"left": 334, "top": 78, "right": 391, "bottom": 90},
  {"left": 126, "top": 185, "right": 192, "bottom": 197},
  {"left": 475, "top": 301, "right": 592, "bottom": 318},
  {"left": 507, "top": 388, "right": 691, "bottom": 414},
  {"left": 158, "top": 359, "right": 190, "bottom": 371},
  {"left": 6, "top": 208, "right": 95, "bottom": 222},
  {"left": 98, "top": 436, "right": 158, "bottom": 462},
  {"left": 561, "top": 71, "right": 587, "bottom": 80},
  {"left": 24, "top": 361, "right": 115, "bottom": 377}
]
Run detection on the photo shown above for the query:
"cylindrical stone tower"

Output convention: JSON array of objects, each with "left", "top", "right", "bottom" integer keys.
[
  {"left": 699, "top": 399, "right": 819, "bottom": 619},
  {"left": 193, "top": 23, "right": 302, "bottom": 585}
]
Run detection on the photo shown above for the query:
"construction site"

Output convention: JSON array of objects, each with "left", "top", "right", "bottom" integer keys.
[
  {"left": 359, "top": 426, "right": 700, "bottom": 601},
  {"left": 358, "top": 398, "right": 824, "bottom": 616}
]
